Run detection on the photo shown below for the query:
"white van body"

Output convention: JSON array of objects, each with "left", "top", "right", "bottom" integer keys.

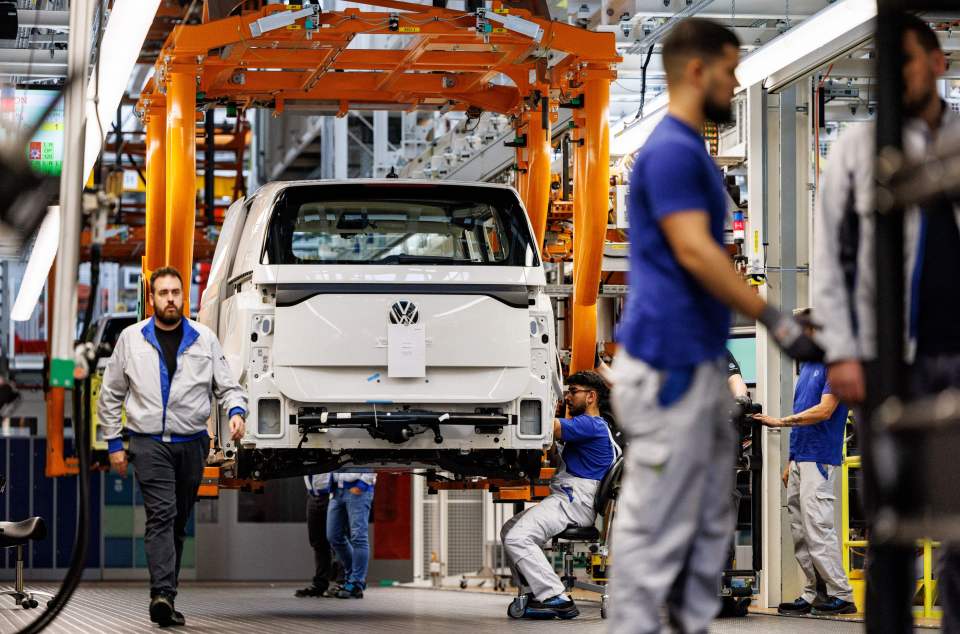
[{"left": 199, "top": 180, "right": 560, "bottom": 480}]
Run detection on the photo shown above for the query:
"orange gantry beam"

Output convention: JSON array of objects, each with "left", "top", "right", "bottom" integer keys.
[{"left": 136, "top": 0, "right": 619, "bottom": 371}]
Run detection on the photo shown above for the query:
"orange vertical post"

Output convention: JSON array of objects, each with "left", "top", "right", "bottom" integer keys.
[
  {"left": 525, "top": 99, "right": 551, "bottom": 252},
  {"left": 570, "top": 77, "right": 610, "bottom": 373},
  {"left": 165, "top": 73, "right": 197, "bottom": 314},
  {"left": 144, "top": 106, "right": 167, "bottom": 314}
]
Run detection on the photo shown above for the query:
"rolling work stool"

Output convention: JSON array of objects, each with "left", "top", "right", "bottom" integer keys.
[
  {"left": 0, "top": 517, "right": 53, "bottom": 609},
  {"left": 508, "top": 457, "right": 624, "bottom": 620}
]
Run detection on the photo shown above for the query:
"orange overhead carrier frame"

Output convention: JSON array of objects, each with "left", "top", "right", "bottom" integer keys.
[{"left": 135, "top": 0, "right": 618, "bottom": 367}]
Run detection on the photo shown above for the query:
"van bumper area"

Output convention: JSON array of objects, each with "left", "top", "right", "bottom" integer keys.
[{"left": 235, "top": 447, "right": 545, "bottom": 481}]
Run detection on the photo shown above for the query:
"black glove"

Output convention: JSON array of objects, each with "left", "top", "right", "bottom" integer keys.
[{"left": 759, "top": 306, "right": 825, "bottom": 362}]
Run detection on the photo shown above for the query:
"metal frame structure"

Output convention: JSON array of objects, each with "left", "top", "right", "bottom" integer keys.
[{"left": 132, "top": 0, "right": 618, "bottom": 369}]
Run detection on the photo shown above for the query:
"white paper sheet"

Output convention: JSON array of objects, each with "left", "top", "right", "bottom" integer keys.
[{"left": 388, "top": 323, "right": 426, "bottom": 378}]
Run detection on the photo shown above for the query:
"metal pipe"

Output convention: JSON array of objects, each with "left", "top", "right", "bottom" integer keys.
[
  {"left": 204, "top": 108, "right": 215, "bottom": 225},
  {"left": 570, "top": 77, "right": 610, "bottom": 372},
  {"left": 866, "top": 2, "right": 914, "bottom": 630},
  {"left": 144, "top": 106, "right": 166, "bottom": 303},
  {"left": 17, "top": 9, "right": 70, "bottom": 31},
  {"left": 165, "top": 72, "right": 197, "bottom": 314},
  {"left": 50, "top": 0, "right": 94, "bottom": 377},
  {"left": 0, "top": 48, "right": 67, "bottom": 65},
  {"left": 525, "top": 99, "right": 551, "bottom": 252}
]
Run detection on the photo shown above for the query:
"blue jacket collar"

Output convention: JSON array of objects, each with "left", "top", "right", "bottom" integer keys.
[{"left": 141, "top": 317, "right": 200, "bottom": 355}]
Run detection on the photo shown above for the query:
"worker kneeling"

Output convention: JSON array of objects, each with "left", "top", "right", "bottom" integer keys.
[{"left": 501, "top": 371, "right": 619, "bottom": 620}]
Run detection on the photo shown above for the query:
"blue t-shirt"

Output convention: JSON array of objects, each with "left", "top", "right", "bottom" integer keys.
[
  {"left": 617, "top": 115, "right": 731, "bottom": 369},
  {"left": 559, "top": 415, "right": 616, "bottom": 481},
  {"left": 789, "top": 362, "right": 849, "bottom": 466}
]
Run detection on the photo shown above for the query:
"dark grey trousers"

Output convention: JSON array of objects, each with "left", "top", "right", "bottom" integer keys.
[
  {"left": 911, "top": 353, "right": 960, "bottom": 634},
  {"left": 306, "top": 494, "right": 337, "bottom": 589},
  {"left": 129, "top": 434, "right": 206, "bottom": 598}
]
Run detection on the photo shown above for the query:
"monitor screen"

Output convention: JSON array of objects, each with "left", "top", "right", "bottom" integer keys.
[
  {"left": 727, "top": 336, "right": 757, "bottom": 385},
  {"left": 0, "top": 87, "right": 64, "bottom": 176}
]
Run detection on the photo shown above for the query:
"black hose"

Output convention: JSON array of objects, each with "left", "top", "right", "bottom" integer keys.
[{"left": 16, "top": 243, "right": 101, "bottom": 633}]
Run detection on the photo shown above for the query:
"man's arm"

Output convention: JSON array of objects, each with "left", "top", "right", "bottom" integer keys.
[
  {"left": 553, "top": 419, "right": 562, "bottom": 440},
  {"left": 98, "top": 331, "right": 130, "bottom": 476},
  {"left": 755, "top": 393, "right": 840, "bottom": 428},
  {"left": 728, "top": 374, "right": 749, "bottom": 399},
  {"left": 209, "top": 335, "right": 249, "bottom": 442},
  {"left": 98, "top": 332, "right": 128, "bottom": 452},
  {"left": 812, "top": 131, "right": 867, "bottom": 403}
]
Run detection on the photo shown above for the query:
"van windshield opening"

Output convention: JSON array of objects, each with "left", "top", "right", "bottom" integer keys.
[{"left": 264, "top": 184, "right": 538, "bottom": 266}]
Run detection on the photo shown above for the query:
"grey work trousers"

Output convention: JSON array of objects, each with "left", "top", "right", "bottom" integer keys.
[
  {"left": 609, "top": 354, "right": 736, "bottom": 634},
  {"left": 786, "top": 461, "right": 854, "bottom": 602},
  {"left": 501, "top": 474, "right": 599, "bottom": 601},
  {"left": 129, "top": 434, "right": 207, "bottom": 598}
]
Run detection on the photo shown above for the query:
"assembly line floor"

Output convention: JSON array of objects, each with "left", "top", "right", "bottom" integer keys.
[{"left": 0, "top": 583, "right": 933, "bottom": 632}]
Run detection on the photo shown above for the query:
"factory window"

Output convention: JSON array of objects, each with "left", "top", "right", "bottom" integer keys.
[{"left": 264, "top": 183, "right": 538, "bottom": 267}]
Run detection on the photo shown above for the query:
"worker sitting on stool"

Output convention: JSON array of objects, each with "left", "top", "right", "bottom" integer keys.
[
  {"left": 754, "top": 308, "right": 855, "bottom": 616},
  {"left": 500, "top": 371, "right": 619, "bottom": 620}
]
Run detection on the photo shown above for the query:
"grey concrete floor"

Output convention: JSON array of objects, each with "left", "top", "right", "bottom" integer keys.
[{"left": 0, "top": 583, "right": 916, "bottom": 633}]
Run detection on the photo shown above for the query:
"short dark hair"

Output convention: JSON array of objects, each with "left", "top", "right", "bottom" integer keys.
[
  {"left": 662, "top": 18, "right": 740, "bottom": 84},
  {"left": 567, "top": 371, "right": 608, "bottom": 397},
  {"left": 902, "top": 14, "right": 941, "bottom": 53},
  {"left": 149, "top": 266, "right": 183, "bottom": 292}
]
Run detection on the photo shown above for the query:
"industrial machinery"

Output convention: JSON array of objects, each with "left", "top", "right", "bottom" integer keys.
[{"left": 199, "top": 179, "right": 561, "bottom": 480}]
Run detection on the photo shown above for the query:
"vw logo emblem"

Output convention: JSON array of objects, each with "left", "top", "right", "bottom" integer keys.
[{"left": 389, "top": 300, "right": 419, "bottom": 325}]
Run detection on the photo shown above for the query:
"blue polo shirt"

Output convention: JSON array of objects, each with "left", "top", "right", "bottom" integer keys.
[
  {"left": 618, "top": 114, "right": 731, "bottom": 369},
  {"left": 789, "top": 362, "right": 849, "bottom": 466},
  {"left": 559, "top": 415, "right": 616, "bottom": 481}
]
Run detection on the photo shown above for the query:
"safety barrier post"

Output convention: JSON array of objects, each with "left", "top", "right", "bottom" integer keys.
[{"left": 164, "top": 72, "right": 197, "bottom": 314}]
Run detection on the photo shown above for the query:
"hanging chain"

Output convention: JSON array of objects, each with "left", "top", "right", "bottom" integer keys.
[
  {"left": 731, "top": 0, "right": 735, "bottom": 26},
  {"left": 785, "top": 0, "right": 791, "bottom": 27}
]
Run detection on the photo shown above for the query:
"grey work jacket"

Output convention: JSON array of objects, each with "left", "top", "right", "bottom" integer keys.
[
  {"left": 97, "top": 317, "right": 248, "bottom": 452},
  {"left": 812, "top": 107, "right": 960, "bottom": 364}
]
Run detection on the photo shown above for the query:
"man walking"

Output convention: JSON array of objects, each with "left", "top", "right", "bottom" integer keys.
[
  {"left": 610, "top": 18, "right": 820, "bottom": 633},
  {"left": 99, "top": 267, "right": 247, "bottom": 627}
]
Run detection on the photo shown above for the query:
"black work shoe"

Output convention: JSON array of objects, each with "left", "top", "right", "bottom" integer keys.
[
  {"left": 336, "top": 582, "right": 364, "bottom": 599},
  {"left": 811, "top": 597, "right": 857, "bottom": 616},
  {"left": 294, "top": 585, "right": 329, "bottom": 598},
  {"left": 159, "top": 611, "right": 186, "bottom": 628},
  {"left": 149, "top": 594, "right": 175, "bottom": 625},
  {"left": 777, "top": 597, "right": 812, "bottom": 615},
  {"left": 525, "top": 594, "right": 579, "bottom": 620}
]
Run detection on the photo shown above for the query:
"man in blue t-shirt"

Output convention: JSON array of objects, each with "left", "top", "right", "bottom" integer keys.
[
  {"left": 754, "top": 310, "right": 855, "bottom": 616},
  {"left": 501, "top": 371, "right": 618, "bottom": 620},
  {"left": 609, "top": 18, "right": 822, "bottom": 634}
]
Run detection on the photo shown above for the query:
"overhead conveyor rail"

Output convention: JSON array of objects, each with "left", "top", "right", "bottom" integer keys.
[{"left": 133, "top": 0, "right": 619, "bottom": 372}]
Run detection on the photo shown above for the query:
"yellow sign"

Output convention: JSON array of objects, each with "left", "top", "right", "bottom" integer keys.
[
  {"left": 493, "top": 27, "right": 507, "bottom": 34},
  {"left": 399, "top": 26, "right": 420, "bottom": 33},
  {"left": 286, "top": 24, "right": 302, "bottom": 30},
  {"left": 494, "top": 7, "right": 509, "bottom": 13},
  {"left": 753, "top": 229, "right": 759, "bottom": 254}
]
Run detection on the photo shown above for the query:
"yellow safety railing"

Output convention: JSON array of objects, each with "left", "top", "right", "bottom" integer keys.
[{"left": 840, "top": 417, "right": 942, "bottom": 620}]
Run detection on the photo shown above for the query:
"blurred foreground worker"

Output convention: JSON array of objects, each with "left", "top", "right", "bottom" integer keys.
[
  {"left": 98, "top": 267, "right": 248, "bottom": 627},
  {"left": 610, "top": 18, "right": 822, "bottom": 633},
  {"left": 813, "top": 15, "right": 960, "bottom": 633},
  {"left": 501, "top": 371, "right": 619, "bottom": 619},
  {"left": 296, "top": 472, "right": 344, "bottom": 598},
  {"left": 754, "top": 310, "right": 855, "bottom": 616},
  {"left": 327, "top": 469, "right": 377, "bottom": 598}
]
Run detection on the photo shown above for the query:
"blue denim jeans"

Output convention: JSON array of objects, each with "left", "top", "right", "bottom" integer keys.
[{"left": 326, "top": 487, "right": 374, "bottom": 587}]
